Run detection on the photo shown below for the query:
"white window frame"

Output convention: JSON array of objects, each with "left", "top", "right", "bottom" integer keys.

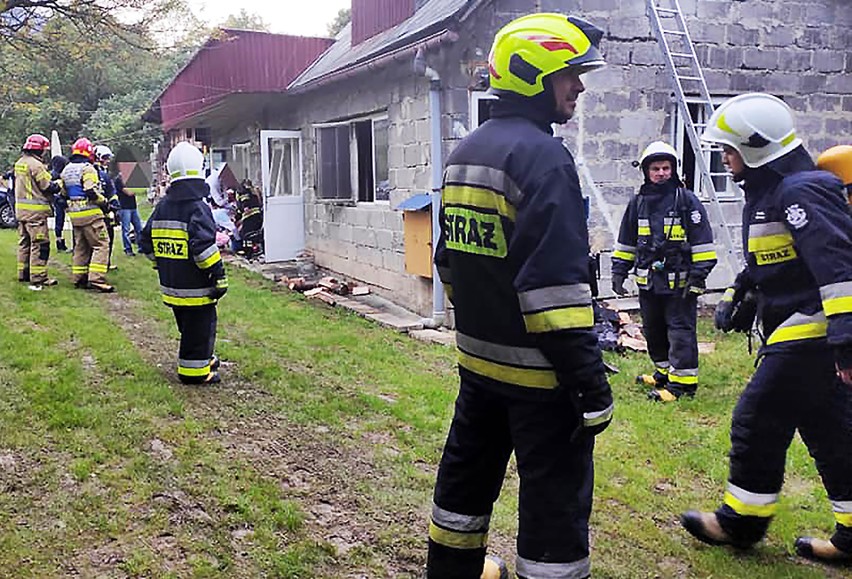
[
  {"left": 675, "top": 95, "right": 741, "bottom": 200},
  {"left": 470, "top": 90, "right": 497, "bottom": 128},
  {"left": 231, "top": 142, "right": 253, "bottom": 182},
  {"left": 313, "top": 112, "right": 390, "bottom": 205},
  {"left": 261, "top": 131, "right": 302, "bottom": 198},
  {"left": 363, "top": 114, "right": 390, "bottom": 205}
]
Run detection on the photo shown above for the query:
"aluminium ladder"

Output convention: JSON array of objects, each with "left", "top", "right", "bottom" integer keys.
[{"left": 646, "top": 0, "right": 744, "bottom": 282}]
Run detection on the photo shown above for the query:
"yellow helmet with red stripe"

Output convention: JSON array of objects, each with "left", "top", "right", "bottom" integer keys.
[
  {"left": 488, "top": 13, "right": 606, "bottom": 98},
  {"left": 816, "top": 145, "right": 852, "bottom": 186}
]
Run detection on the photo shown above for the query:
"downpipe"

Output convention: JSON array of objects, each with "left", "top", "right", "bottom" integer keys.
[{"left": 414, "top": 48, "right": 446, "bottom": 329}]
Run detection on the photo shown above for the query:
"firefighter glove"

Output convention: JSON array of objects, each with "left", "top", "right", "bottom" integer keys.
[
  {"left": 210, "top": 276, "right": 229, "bottom": 300},
  {"left": 612, "top": 273, "right": 627, "bottom": 296},
  {"left": 573, "top": 375, "right": 614, "bottom": 440},
  {"left": 682, "top": 278, "right": 705, "bottom": 299},
  {"left": 715, "top": 287, "right": 757, "bottom": 332}
]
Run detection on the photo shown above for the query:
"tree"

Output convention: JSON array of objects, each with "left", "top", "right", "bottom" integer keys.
[
  {"left": 0, "top": 3, "right": 188, "bottom": 166},
  {"left": 327, "top": 7, "right": 350, "bottom": 37},
  {"left": 220, "top": 9, "right": 269, "bottom": 31},
  {"left": 0, "top": 0, "right": 186, "bottom": 49}
]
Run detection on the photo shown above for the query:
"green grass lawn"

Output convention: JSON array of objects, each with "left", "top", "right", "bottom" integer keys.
[{"left": 0, "top": 222, "right": 845, "bottom": 578}]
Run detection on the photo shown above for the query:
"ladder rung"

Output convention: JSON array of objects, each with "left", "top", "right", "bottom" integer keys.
[
  {"left": 661, "top": 29, "right": 686, "bottom": 35},
  {"left": 709, "top": 172, "right": 730, "bottom": 177},
  {"left": 677, "top": 75, "right": 702, "bottom": 81},
  {"left": 654, "top": 7, "right": 678, "bottom": 13},
  {"left": 670, "top": 52, "right": 694, "bottom": 58}
]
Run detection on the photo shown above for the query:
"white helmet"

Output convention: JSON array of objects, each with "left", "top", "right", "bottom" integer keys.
[
  {"left": 94, "top": 144, "right": 113, "bottom": 161},
  {"left": 701, "top": 93, "right": 802, "bottom": 168},
  {"left": 167, "top": 142, "right": 205, "bottom": 182},
  {"left": 638, "top": 141, "right": 679, "bottom": 172}
]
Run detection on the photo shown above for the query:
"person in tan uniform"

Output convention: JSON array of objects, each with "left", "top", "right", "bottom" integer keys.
[
  {"left": 59, "top": 137, "right": 114, "bottom": 293},
  {"left": 15, "top": 134, "right": 62, "bottom": 291}
]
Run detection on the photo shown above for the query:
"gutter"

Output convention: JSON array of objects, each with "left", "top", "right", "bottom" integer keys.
[
  {"left": 287, "top": 29, "right": 458, "bottom": 95},
  {"left": 413, "top": 48, "right": 445, "bottom": 329}
]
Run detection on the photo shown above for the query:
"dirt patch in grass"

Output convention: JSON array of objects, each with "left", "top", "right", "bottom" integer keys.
[{"left": 99, "top": 293, "right": 433, "bottom": 577}]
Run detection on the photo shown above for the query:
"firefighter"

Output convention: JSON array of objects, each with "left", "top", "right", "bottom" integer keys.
[
  {"left": 139, "top": 142, "right": 228, "bottom": 385},
  {"left": 426, "top": 14, "right": 613, "bottom": 579},
  {"left": 611, "top": 141, "right": 717, "bottom": 401},
  {"left": 816, "top": 145, "right": 852, "bottom": 203},
  {"left": 49, "top": 155, "right": 70, "bottom": 253},
  {"left": 680, "top": 93, "right": 852, "bottom": 564},
  {"left": 14, "top": 133, "right": 62, "bottom": 290},
  {"left": 235, "top": 180, "right": 263, "bottom": 258},
  {"left": 60, "top": 137, "right": 114, "bottom": 292},
  {"left": 94, "top": 145, "right": 120, "bottom": 269}
]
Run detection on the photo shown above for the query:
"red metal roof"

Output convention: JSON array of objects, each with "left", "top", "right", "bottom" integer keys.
[
  {"left": 351, "top": 0, "right": 415, "bottom": 45},
  {"left": 156, "top": 29, "right": 332, "bottom": 131}
]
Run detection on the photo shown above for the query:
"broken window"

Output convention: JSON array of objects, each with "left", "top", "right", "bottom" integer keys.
[
  {"left": 316, "top": 114, "right": 389, "bottom": 203},
  {"left": 676, "top": 96, "right": 739, "bottom": 200},
  {"left": 316, "top": 124, "right": 351, "bottom": 201}
]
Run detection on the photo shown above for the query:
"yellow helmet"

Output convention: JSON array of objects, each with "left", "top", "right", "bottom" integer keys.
[
  {"left": 488, "top": 13, "right": 606, "bottom": 98},
  {"left": 816, "top": 145, "right": 852, "bottom": 186}
]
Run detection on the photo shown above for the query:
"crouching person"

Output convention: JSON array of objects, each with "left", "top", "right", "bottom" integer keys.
[{"left": 140, "top": 142, "right": 228, "bottom": 385}]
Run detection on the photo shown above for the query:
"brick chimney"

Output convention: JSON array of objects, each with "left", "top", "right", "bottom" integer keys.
[{"left": 351, "top": 0, "right": 415, "bottom": 45}]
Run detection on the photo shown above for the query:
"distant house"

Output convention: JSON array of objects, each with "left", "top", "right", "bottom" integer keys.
[{"left": 147, "top": 0, "right": 851, "bottom": 317}]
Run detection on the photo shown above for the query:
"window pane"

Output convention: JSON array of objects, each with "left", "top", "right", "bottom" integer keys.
[
  {"left": 317, "top": 127, "right": 350, "bottom": 200},
  {"left": 373, "top": 118, "right": 390, "bottom": 202}
]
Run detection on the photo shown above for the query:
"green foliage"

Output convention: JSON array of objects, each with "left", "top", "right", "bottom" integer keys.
[
  {"left": 219, "top": 9, "right": 269, "bottom": 32},
  {"left": 327, "top": 8, "right": 351, "bottom": 37},
  {"left": 0, "top": 2, "right": 189, "bottom": 168}
]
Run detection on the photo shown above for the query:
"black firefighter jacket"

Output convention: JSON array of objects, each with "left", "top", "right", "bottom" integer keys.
[
  {"left": 736, "top": 147, "right": 852, "bottom": 366},
  {"left": 434, "top": 98, "right": 607, "bottom": 402},
  {"left": 140, "top": 180, "right": 227, "bottom": 308},
  {"left": 612, "top": 179, "right": 717, "bottom": 294}
]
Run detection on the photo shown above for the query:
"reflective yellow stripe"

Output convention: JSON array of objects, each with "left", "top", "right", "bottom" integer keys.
[
  {"left": 721, "top": 288, "right": 735, "bottom": 302},
  {"left": 781, "top": 133, "right": 796, "bottom": 147},
  {"left": 612, "top": 250, "right": 635, "bottom": 261},
  {"left": 458, "top": 351, "right": 558, "bottom": 389},
  {"left": 766, "top": 322, "right": 827, "bottom": 345},
  {"left": 442, "top": 185, "right": 516, "bottom": 221},
  {"left": 72, "top": 266, "right": 89, "bottom": 274},
  {"left": 178, "top": 365, "right": 210, "bottom": 377},
  {"left": 428, "top": 521, "right": 488, "bottom": 549},
  {"left": 89, "top": 263, "right": 108, "bottom": 274},
  {"left": 724, "top": 491, "right": 777, "bottom": 518},
  {"left": 152, "top": 228, "right": 189, "bottom": 240},
  {"left": 823, "top": 296, "right": 852, "bottom": 317},
  {"left": 717, "top": 113, "right": 738, "bottom": 136},
  {"left": 638, "top": 226, "right": 651, "bottom": 236},
  {"left": 635, "top": 276, "right": 648, "bottom": 285},
  {"left": 523, "top": 305, "right": 594, "bottom": 333},
  {"left": 748, "top": 233, "right": 794, "bottom": 252},
  {"left": 16, "top": 203, "right": 51, "bottom": 212},
  {"left": 836, "top": 512, "right": 852, "bottom": 527},
  {"left": 692, "top": 251, "right": 717, "bottom": 262},
  {"left": 68, "top": 208, "right": 103, "bottom": 219},
  {"left": 162, "top": 294, "right": 216, "bottom": 307},
  {"left": 665, "top": 224, "right": 686, "bottom": 241},
  {"left": 196, "top": 251, "right": 222, "bottom": 270},
  {"left": 668, "top": 374, "right": 698, "bottom": 385}
]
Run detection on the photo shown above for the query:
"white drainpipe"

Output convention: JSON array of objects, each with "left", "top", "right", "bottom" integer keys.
[{"left": 414, "top": 48, "right": 446, "bottom": 328}]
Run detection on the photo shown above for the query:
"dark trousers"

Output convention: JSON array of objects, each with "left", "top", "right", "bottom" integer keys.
[
  {"left": 53, "top": 202, "right": 65, "bottom": 238},
  {"left": 427, "top": 379, "right": 594, "bottom": 579},
  {"left": 172, "top": 305, "right": 217, "bottom": 384},
  {"left": 639, "top": 290, "right": 698, "bottom": 392},
  {"left": 716, "top": 348, "right": 852, "bottom": 551}
]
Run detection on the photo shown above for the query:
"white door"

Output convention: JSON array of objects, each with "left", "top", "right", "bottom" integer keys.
[{"left": 260, "top": 130, "right": 304, "bottom": 261}]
